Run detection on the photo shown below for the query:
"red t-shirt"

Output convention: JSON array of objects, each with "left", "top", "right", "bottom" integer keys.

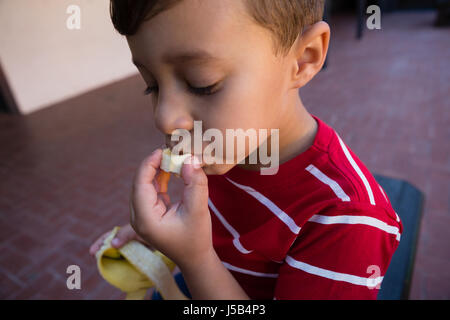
[{"left": 207, "top": 114, "right": 403, "bottom": 300}]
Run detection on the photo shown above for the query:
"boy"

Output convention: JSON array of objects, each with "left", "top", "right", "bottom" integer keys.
[{"left": 89, "top": 0, "right": 402, "bottom": 299}]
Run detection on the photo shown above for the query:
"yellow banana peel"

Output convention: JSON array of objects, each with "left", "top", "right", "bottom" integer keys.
[{"left": 95, "top": 226, "right": 189, "bottom": 300}]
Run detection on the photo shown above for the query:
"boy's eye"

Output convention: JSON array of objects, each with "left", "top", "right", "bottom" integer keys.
[
  {"left": 143, "top": 83, "right": 219, "bottom": 96},
  {"left": 188, "top": 83, "right": 219, "bottom": 96}
]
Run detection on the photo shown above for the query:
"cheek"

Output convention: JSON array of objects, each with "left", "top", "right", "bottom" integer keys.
[
  {"left": 211, "top": 77, "right": 277, "bottom": 130},
  {"left": 196, "top": 68, "right": 283, "bottom": 161}
]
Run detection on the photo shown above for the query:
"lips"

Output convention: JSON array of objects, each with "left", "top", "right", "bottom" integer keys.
[{"left": 164, "top": 136, "right": 178, "bottom": 150}]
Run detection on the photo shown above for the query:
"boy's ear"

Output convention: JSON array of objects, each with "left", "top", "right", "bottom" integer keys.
[{"left": 290, "top": 21, "right": 330, "bottom": 89}]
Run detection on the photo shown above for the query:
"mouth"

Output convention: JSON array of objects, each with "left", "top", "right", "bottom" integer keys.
[
  {"left": 163, "top": 134, "right": 210, "bottom": 168},
  {"left": 164, "top": 137, "right": 178, "bottom": 151}
]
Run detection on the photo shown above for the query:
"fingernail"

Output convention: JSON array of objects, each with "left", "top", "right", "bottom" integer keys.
[
  {"left": 192, "top": 156, "right": 201, "bottom": 169},
  {"left": 112, "top": 238, "right": 119, "bottom": 246}
]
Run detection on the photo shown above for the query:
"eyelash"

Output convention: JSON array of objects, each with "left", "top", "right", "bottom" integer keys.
[{"left": 143, "top": 83, "right": 219, "bottom": 96}]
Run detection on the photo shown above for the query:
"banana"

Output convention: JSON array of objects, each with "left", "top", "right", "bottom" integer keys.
[
  {"left": 157, "top": 148, "right": 192, "bottom": 193},
  {"left": 96, "top": 226, "right": 189, "bottom": 300},
  {"left": 160, "top": 148, "right": 192, "bottom": 175}
]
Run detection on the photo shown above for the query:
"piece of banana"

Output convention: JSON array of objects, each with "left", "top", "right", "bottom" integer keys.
[
  {"left": 160, "top": 148, "right": 192, "bottom": 175},
  {"left": 96, "top": 226, "right": 189, "bottom": 300},
  {"left": 157, "top": 148, "right": 192, "bottom": 193}
]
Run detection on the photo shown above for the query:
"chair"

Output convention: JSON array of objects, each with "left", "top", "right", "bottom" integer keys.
[{"left": 374, "top": 174, "right": 424, "bottom": 300}]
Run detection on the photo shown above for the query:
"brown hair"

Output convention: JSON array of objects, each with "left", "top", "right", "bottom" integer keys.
[{"left": 110, "top": 0, "right": 325, "bottom": 56}]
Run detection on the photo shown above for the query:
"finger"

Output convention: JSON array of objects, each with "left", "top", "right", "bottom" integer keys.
[
  {"left": 134, "top": 149, "right": 163, "bottom": 188},
  {"left": 181, "top": 155, "right": 209, "bottom": 215},
  {"left": 89, "top": 232, "right": 109, "bottom": 256},
  {"left": 89, "top": 233, "right": 108, "bottom": 255},
  {"left": 111, "top": 224, "right": 136, "bottom": 248}
]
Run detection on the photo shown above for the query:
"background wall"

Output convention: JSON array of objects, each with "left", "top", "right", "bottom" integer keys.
[{"left": 0, "top": 0, "right": 138, "bottom": 114}]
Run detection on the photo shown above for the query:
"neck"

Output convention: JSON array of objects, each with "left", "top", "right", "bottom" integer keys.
[
  {"left": 238, "top": 94, "right": 318, "bottom": 171},
  {"left": 277, "top": 95, "right": 318, "bottom": 164}
]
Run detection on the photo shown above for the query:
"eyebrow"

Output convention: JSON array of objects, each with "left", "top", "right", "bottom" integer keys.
[{"left": 132, "top": 50, "right": 223, "bottom": 68}]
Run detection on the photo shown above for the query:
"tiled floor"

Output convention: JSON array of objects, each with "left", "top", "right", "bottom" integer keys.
[{"left": 0, "top": 11, "right": 449, "bottom": 299}]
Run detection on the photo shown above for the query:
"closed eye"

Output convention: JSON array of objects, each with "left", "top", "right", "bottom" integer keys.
[
  {"left": 143, "top": 82, "right": 220, "bottom": 96},
  {"left": 188, "top": 83, "right": 219, "bottom": 96}
]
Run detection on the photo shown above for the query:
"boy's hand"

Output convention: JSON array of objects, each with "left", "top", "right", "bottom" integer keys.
[
  {"left": 130, "top": 148, "right": 213, "bottom": 269},
  {"left": 89, "top": 223, "right": 154, "bottom": 256}
]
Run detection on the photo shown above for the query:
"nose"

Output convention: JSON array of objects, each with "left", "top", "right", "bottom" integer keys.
[{"left": 154, "top": 99, "right": 194, "bottom": 140}]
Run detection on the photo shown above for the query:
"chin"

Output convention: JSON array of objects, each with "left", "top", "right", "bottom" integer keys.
[{"left": 203, "top": 163, "right": 236, "bottom": 176}]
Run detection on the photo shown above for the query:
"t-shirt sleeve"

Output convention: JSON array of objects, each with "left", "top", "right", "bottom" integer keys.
[{"left": 273, "top": 204, "right": 402, "bottom": 299}]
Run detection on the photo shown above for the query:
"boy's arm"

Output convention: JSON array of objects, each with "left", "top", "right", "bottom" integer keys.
[{"left": 179, "top": 248, "right": 250, "bottom": 300}]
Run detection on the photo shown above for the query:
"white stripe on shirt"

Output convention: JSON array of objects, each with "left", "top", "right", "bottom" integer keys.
[
  {"left": 308, "top": 214, "right": 401, "bottom": 241},
  {"left": 222, "top": 261, "right": 278, "bottom": 278},
  {"left": 208, "top": 198, "right": 253, "bottom": 254},
  {"left": 378, "top": 184, "right": 388, "bottom": 203},
  {"left": 305, "top": 164, "right": 351, "bottom": 202},
  {"left": 225, "top": 178, "right": 301, "bottom": 234},
  {"left": 285, "top": 256, "right": 384, "bottom": 287},
  {"left": 336, "top": 133, "right": 376, "bottom": 205}
]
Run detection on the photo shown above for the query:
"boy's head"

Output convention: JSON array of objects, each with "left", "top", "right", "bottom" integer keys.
[{"left": 110, "top": 0, "right": 329, "bottom": 175}]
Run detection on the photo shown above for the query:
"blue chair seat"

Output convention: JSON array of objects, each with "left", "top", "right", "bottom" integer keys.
[{"left": 374, "top": 174, "right": 424, "bottom": 300}]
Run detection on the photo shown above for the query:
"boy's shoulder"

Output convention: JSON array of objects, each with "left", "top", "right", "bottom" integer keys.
[{"left": 286, "top": 114, "right": 400, "bottom": 225}]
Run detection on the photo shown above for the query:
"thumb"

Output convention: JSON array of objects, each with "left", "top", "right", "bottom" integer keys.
[
  {"left": 181, "top": 156, "right": 209, "bottom": 214},
  {"left": 111, "top": 225, "right": 137, "bottom": 248}
]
